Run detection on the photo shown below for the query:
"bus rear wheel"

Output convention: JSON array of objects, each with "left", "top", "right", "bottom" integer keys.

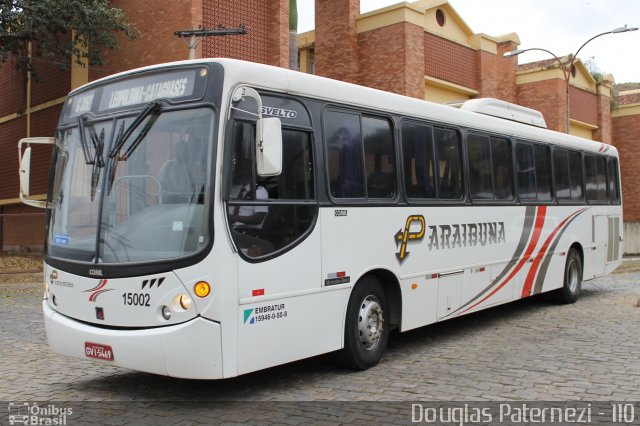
[
  {"left": 340, "top": 277, "right": 389, "bottom": 370},
  {"left": 554, "top": 247, "right": 582, "bottom": 304}
]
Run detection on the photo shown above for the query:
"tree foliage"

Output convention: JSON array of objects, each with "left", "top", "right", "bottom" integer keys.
[{"left": 0, "top": 0, "right": 138, "bottom": 71}]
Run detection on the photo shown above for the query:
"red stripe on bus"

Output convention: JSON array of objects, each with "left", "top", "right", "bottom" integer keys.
[
  {"left": 89, "top": 288, "right": 110, "bottom": 302},
  {"left": 87, "top": 279, "right": 108, "bottom": 293},
  {"left": 460, "top": 206, "right": 546, "bottom": 315},
  {"left": 520, "top": 209, "right": 584, "bottom": 298}
]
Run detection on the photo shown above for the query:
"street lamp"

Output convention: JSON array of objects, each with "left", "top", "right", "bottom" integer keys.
[{"left": 503, "top": 25, "right": 638, "bottom": 133}]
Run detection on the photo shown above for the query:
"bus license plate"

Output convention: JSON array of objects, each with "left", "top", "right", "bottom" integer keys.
[{"left": 84, "top": 342, "right": 114, "bottom": 361}]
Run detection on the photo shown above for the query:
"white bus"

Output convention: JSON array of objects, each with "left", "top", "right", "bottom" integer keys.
[{"left": 19, "top": 59, "right": 622, "bottom": 379}]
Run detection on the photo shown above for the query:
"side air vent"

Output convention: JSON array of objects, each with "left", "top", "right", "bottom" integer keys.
[{"left": 456, "top": 98, "right": 547, "bottom": 128}]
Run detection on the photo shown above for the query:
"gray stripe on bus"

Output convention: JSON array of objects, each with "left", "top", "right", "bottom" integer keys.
[
  {"left": 533, "top": 208, "right": 588, "bottom": 295},
  {"left": 446, "top": 205, "right": 537, "bottom": 317}
]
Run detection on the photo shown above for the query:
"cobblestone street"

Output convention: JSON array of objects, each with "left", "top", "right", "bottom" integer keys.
[{"left": 1, "top": 271, "right": 639, "bottom": 424}]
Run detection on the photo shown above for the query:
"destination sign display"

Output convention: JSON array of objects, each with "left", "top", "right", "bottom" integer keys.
[
  {"left": 63, "top": 68, "right": 205, "bottom": 122},
  {"left": 98, "top": 70, "right": 196, "bottom": 111}
]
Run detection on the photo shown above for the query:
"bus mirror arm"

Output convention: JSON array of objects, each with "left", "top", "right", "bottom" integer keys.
[
  {"left": 18, "top": 137, "right": 55, "bottom": 209},
  {"left": 230, "top": 86, "right": 283, "bottom": 177}
]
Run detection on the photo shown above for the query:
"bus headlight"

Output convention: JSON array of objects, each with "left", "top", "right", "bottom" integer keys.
[
  {"left": 194, "top": 281, "right": 210, "bottom": 298},
  {"left": 179, "top": 294, "right": 192, "bottom": 310}
]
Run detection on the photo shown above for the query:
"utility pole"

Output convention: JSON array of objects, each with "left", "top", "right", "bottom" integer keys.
[{"left": 174, "top": 25, "right": 247, "bottom": 60}]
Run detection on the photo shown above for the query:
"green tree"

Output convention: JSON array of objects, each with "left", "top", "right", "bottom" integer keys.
[{"left": 0, "top": 0, "right": 138, "bottom": 72}]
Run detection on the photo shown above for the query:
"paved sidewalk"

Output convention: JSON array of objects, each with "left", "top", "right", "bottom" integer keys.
[{"left": 0, "top": 272, "right": 639, "bottom": 424}]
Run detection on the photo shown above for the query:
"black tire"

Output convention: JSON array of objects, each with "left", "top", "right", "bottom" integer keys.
[
  {"left": 553, "top": 247, "right": 582, "bottom": 304},
  {"left": 340, "top": 276, "right": 389, "bottom": 370}
]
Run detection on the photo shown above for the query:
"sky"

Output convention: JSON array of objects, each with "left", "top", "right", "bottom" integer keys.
[{"left": 297, "top": 0, "right": 640, "bottom": 83}]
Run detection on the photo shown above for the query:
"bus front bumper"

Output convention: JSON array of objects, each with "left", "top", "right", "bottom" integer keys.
[{"left": 43, "top": 300, "right": 223, "bottom": 379}]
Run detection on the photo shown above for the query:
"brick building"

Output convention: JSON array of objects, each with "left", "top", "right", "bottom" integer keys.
[
  {"left": 300, "top": 0, "right": 639, "bottom": 253},
  {"left": 2, "top": 0, "right": 640, "bottom": 253},
  {"left": 0, "top": 0, "right": 290, "bottom": 252},
  {"left": 612, "top": 90, "right": 640, "bottom": 253},
  {"left": 300, "top": 0, "right": 613, "bottom": 137}
]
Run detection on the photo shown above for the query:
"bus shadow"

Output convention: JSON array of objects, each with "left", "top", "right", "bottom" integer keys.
[{"left": 69, "top": 290, "right": 598, "bottom": 401}]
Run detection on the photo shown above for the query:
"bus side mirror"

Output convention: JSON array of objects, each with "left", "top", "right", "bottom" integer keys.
[
  {"left": 18, "top": 137, "right": 54, "bottom": 209},
  {"left": 256, "top": 117, "right": 282, "bottom": 177}
]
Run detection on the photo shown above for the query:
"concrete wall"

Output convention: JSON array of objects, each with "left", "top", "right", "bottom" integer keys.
[{"left": 623, "top": 223, "right": 640, "bottom": 255}]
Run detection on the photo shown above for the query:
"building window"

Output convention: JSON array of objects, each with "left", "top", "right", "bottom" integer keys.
[{"left": 436, "top": 9, "right": 446, "bottom": 27}]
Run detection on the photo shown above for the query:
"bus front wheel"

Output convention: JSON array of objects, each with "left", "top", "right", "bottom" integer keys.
[
  {"left": 340, "top": 276, "right": 389, "bottom": 370},
  {"left": 554, "top": 247, "right": 582, "bottom": 304}
]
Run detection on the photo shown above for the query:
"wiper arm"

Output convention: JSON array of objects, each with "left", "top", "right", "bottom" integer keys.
[
  {"left": 89, "top": 128, "right": 105, "bottom": 201},
  {"left": 106, "top": 123, "right": 124, "bottom": 196},
  {"left": 106, "top": 101, "right": 161, "bottom": 195},
  {"left": 77, "top": 115, "right": 94, "bottom": 165},
  {"left": 109, "top": 101, "right": 161, "bottom": 160}
]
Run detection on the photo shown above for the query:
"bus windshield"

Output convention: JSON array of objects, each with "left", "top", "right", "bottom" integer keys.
[{"left": 47, "top": 107, "right": 215, "bottom": 264}]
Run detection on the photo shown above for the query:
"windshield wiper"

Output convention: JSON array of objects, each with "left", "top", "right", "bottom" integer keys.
[
  {"left": 77, "top": 115, "right": 106, "bottom": 201},
  {"left": 106, "top": 123, "right": 123, "bottom": 196},
  {"left": 108, "top": 101, "right": 161, "bottom": 160},
  {"left": 89, "top": 127, "right": 105, "bottom": 201},
  {"left": 77, "top": 115, "right": 94, "bottom": 165},
  {"left": 106, "top": 101, "right": 161, "bottom": 195}
]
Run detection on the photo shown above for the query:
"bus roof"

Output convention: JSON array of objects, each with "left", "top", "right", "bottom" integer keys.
[{"left": 72, "top": 58, "right": 617, "bottom": 157}]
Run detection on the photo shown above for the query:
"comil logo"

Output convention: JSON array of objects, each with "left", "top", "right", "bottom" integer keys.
[
  {"left": 88, "top": 268, "right": 103, "bottom": 277},
  {"left": 7, "top": 402, "right": 73, "bottom": 425}
]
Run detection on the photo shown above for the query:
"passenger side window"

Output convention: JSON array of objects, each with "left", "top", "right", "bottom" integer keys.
[
  {"left": 534, "top": 144, "right": 551, "bottom": 201},
  {"left": 516, "top": 143, "right": 536, "bottom": 201},
  {"left": 401, "top": 123, "right": 462, "bottom": 200},
  {"left": 556, "top": 149, "right": 584, "bottom": 202},
  {"left": 325, "top": 111, "right": 364, "bottom": 198},
  {"left": 516, "top": 141, "right": 551, "bottom": 202},
  {"left": 568, "top": 151, "right": 584, "bottom": 201},
  {"left": 325, "top": 110, "right": 396, "bottom": 199},
  {"left": 401, "top": 123, "right": 436, "bottom": 199},
  {"left": 554, "top": 149, "right": 571, "bottom": 200},
  {"left": 466, "top": 133, "right": 513, "bottom": 201},
  {"left": 492, "top": 137, "right": 514, "bottom": 200},
  {"left": 585, "top": 154, "right": 608, "bottom": 203},
  {"left": 435, "top": 128, "right": 463, "bottom": 199},
  {"left": 363, "top": 116, "right": 396, "bottom": 198},
  {"left": 595, "top": 156, "right": 608, "bottom": 202},
  {"left": 467, "top": 133, "right": 493, "bottom": 200},
  {"left": 608, "top": 158, "right": 621, "bottom": 204}
]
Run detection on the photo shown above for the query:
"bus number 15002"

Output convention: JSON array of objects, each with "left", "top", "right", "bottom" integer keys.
[{"left": 122, "top": 292, "right": 150, "bottom": 307}]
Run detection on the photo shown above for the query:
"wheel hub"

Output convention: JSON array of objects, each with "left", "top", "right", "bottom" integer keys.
[{"left": 358, "top": 295, "right": 383, "bottom": 350}]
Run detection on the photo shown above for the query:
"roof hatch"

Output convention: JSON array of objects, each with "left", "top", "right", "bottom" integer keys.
[{"left": 453, "top": 98, "right": 547, "bottom": 128}]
